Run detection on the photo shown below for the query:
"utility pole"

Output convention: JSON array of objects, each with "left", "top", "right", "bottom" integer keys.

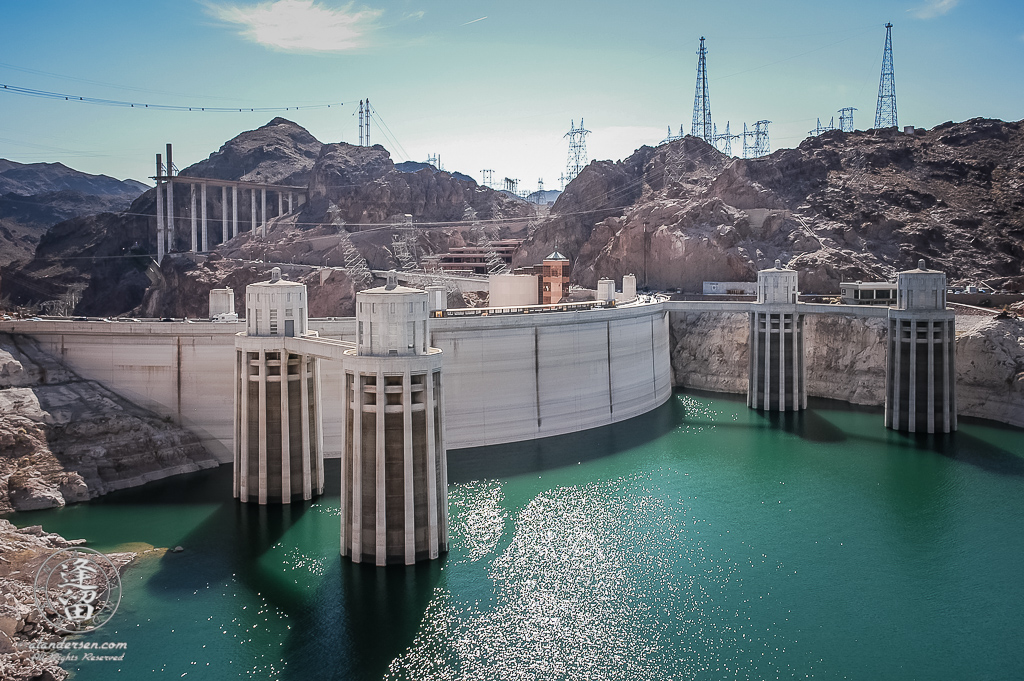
[
  {"left": 875, "top": 23, "right": 898, "bottom": 129},
  {"left": 713, "top": 121, "right": 739, "bottom": 156}
]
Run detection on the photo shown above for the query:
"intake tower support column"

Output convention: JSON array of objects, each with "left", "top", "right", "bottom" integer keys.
[
  {"left": 748, "top": 260, "right": 805, "bottom": 411},
  {"left": 233, "top": 267, "right": 323, "bottom": 504},
  {"left": 885, "top": 260, "right": 956, "bottom": 433},
  {"left": 340, "top": 272, "right": 448, "bottom": 566}
]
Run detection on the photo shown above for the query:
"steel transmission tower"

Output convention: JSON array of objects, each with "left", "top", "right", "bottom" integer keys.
[
  {"left": 563, "top": 119, "right": 591, "bottom": 185},
  {"left": 808, "top": 117, "right": 835, "bottom": 137},
  {"left": 838, "top": 107, "right": 857, "bottom": 132},
  {"left": 357, "top": 99, "right": 372, "bottom": 145},
  {"left": 691, "top": 37, "right": 713, "bottom": 144},
  {"left": 713, "top": 122, "right": 738, "bottom": 156},
  {"left": 874, "top": 23, "right": 898, "bottom": 129},
  {"left": 754, "top": 121, "right": 771, "bottom": 157}
]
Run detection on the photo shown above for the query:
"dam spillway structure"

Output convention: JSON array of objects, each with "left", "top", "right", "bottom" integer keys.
[
  {"left": 748, "top": 260, "right": 806, "bottom": 411},
  {"left": 340, "top": 272, "right": 448, "bottom": 566},
  {"left": 234, "top": 268, "right": 324, "bottom": 504},
  {"left": 885, "top": 260, "right": 956, "bottom": 434}
]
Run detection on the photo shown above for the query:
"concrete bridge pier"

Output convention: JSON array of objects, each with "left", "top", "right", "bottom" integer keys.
[
  {"left": 221, "top": 186, "right": 228, "bottom": 244},
  {"left": 747, "top": 260, "right": 806, "bottom": 411},
  {"left": 190, "top": 184, "right": 198, "bottom": 252},
  {"left": 232, "top": 186, "right": 239, "bottom": 239},
  {"left": 234, "top": 268, "right": 324, "bottom": 503},
  {"left": 885, "top": 260, "right": 957, "bottom": 433}
]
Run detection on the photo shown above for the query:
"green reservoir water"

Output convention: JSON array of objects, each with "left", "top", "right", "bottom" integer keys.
[{"left": 8, "top": 391, "right": 1024, "bottom": 680}]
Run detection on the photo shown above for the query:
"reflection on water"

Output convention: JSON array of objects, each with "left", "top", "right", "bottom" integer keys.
[{"left": 5, "top": 391, "right": 1024, "bottom": 681}]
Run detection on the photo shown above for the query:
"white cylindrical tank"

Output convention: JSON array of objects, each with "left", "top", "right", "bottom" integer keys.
[
  {"left": 896, "top": 259, "right": 947, "bottom": 310},
  {"left": 489, "top": 274, "right": 538, "bottom": 307},
  {"left": 596, "top": 278, "right": 615, "bottom": 303},
  {"left": 356, "top": 272, "right": 430, "bottom": 356}
]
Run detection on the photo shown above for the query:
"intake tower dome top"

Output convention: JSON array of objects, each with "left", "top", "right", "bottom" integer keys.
[
  {"left": 896, "top": 259, "right": 947, "bottom": 311},
  {"left": 756, "top": 259, "right": 799, "bottom": 305},
  {"left": 356, "top": 270, "right": 430, "bottom": 357},
  {"left": 245, "top": 267, "right": 307, "bottom": 337}
]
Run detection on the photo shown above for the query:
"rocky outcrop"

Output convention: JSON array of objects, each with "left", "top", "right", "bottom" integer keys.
[
  {"left": 1, "top": 119, "right": 534, "bottom": 317},
  {"left": 177, "top": 117, "right": 323, "bottom": 186},
  {"left": 519, "top": 118, "right": 1024, "bottom": 293},
  {"left": 0, "top": 334, "right": 217, "bottom": 514},
  {"left": 669, "top": 309, "right": 1024, "bottom": 427},
  {"left": 137, "top": 253, "right": 358, "bottom": 320},
  {"left": 668, "top": 311, "right": 749, "bottom": 393},
  {"left": 303, "top": 142, "right": 532, "bottom": 226},
  {"left": 956, "top": 315, "right": 1024, "bottom": 426},
  {"left": 0, "top": 519, "right": 137, "bottom": 681}
]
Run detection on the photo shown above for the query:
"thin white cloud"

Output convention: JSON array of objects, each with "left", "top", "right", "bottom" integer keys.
[
  {"left": 910, "top": 0, "right": 959, "bottom": 19},
  {"left": 206, "top": 0, "right": 382, "bottom": 52},
  {"left": 405, "top": 10, "right": 425, "bottom": 20},
  {"left": 460, "top": 16, "right": 487, "bottom": 27}
]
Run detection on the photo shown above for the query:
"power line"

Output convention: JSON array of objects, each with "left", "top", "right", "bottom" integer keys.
[
  {"left": 367, "top": 102, "right": 410, "bottom": 161},
  {"left": 0, "top": 82, "right": 349, "bottom": 113}
]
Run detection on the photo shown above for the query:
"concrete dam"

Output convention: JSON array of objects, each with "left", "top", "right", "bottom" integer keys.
[
  {"left": 2, "top": 260, "right": 955, "bottom": 563},
  {"left": 2, "top": 284, "right": 673, "bottom": 461}
]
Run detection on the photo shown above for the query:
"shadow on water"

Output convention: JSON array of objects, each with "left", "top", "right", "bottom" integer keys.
[
  {"left": 447, "top": 397, "right": 682, "bottom": 483},
  {"left": 279, "top": 558, "right": 444, "bottom": 681},
  {"left": 900, "top": 427, "right": 1024, "bottom": 478},
  {"left": 760, "top": 409, "right": 848, "bottom": 443},
  {"left": 131, "top": 459, "right": 443, "bottom": 680}
]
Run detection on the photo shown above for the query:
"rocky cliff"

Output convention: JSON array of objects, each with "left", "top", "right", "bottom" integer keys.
[
  {"left": 0, "top": 333, "right": 217, "bottom": 514},
  {"left": 137, "top": 253, "right": 357, "bottom": 320},
  {"left": 669, "top": 307, "right": 1024, "bottom": 427},
  {"left": 519, "top": 118, "right": 1024, "bottom": 294},
  {"left": 177, "top": 117, "right": 322, "bottom": 186},
  {"left": 302, "top": 141, "right": 531, "bottom": 226}
]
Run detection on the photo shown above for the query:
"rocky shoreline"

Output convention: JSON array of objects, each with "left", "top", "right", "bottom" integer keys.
[
  {"left": 0, "top": 333, "right": 218, "bottom": 514},
  {"left": 0, "top": 519, "right": 137, "bottom": 681}
]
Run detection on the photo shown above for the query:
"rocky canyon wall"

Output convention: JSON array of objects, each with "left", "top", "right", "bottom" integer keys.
[{"left": 669, "top": 310, "right": 1024, "bottom": 427}]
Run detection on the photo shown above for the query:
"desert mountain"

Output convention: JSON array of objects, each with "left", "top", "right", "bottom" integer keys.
[
  {"left": 0, "top": 159, "right": 146, "bottom": 268},
  {"left": 518, "top": 118, "right": 1024, "bottom": 293},
  {"left": 1, "top": 118, "right": 532, "bottom": 317}
]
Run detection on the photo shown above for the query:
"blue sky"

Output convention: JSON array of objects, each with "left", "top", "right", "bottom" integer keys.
[{"left": 1, "top": 0, "right": 1022, "bottom": 189}]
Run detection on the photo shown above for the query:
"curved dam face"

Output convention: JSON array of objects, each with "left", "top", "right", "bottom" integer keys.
[
  {"left": 2, "top": 302, "right": 672, "bottom": 460},
  {"left": 431, "top": 305, "right": 673, "bottom": 450}
]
